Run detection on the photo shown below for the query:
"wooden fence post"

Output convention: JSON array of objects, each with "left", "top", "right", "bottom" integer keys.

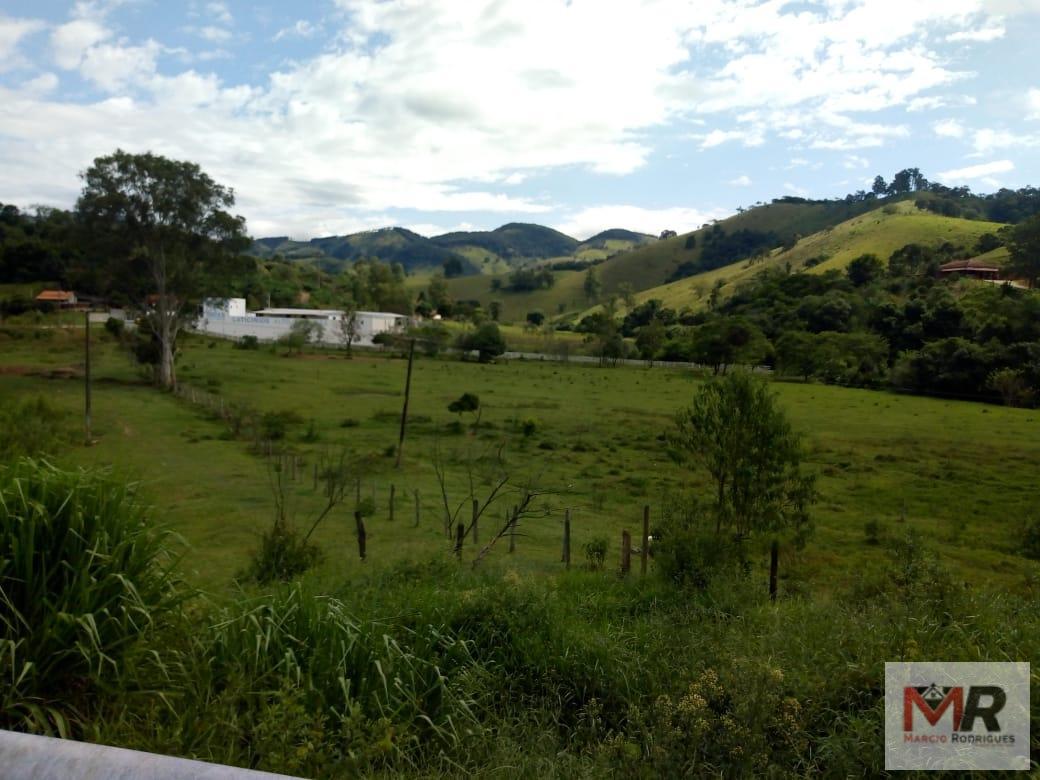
[
  {"left": 620, "top": 530, "right": 631, "bottom": 576},
  {"left": 455, "top": 522, "right": 465, "bottom": 559},
  {"left": 508, "top": 508, "right": 516, "bottom": 553},
  {"left": 769, "top": 540, "right": 779, "bottom": 602},
  {"left": 562, "top": 509, "right": 571, "bottom": 568},
  {"left": 641, "top": 505, "right": 649, "bottom": 576},
  {"left": 471, "top": 498, "right": 479, "bottom": 545},
  {"left": 389, "top": 484, "right": 395, "bottom": 522},
  {"left": 355, "top": 511, "right": 367, "bottom": 562}
]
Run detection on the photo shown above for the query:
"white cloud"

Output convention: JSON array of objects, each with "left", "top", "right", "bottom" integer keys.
[
  {"left": 79, "top": 39, "right": 161, "bottom": 91},
  {"left": 843, "top": 154, "right": 870, "bottom": 169},
  {"left": 554, "top": 205, "right": 727, "bottom": 241},
  {"left": 728, "top": 175, "right": 752, "bottom": 186},
  {"left": 206, "top": 2, "right": 232, "bottom": 25},
  {"left": 0, "top": 15, "right": 46, "bottom": 72},
  {"left": 947, "top": 26, "right": 1005, "bottom": 40},
  {"left": 784, "top": 182, "right": 809, "bottom": 197},
  {"left": 970, "top": 127, "right": 1039, "bottom": 154},
  {"left": 1028, "top": 88, "right": 1040, "bottom": 120},
  {"left": 194, "top": 25, "right": 231, "bottom": 43},
  {"left": 51, "top": 18, "right": 110, "bottom": 69},
  {"left": 937, "top": 159, "right": 1015, "bottom": 182},
  {"left": 934, "top": 119, "right": 966, "bottom": 138},
  {"left": 699, "top": 128, "right": 764, "bottom": 149},
  {"left": 2, "top": 0, "right": 1031, "bottom": 236},
  {"left": 274, "top": 20, "right": 317, "bottom": 41},
  {"left": 21, "top": 72, "right": 59, "bottom": 94}
]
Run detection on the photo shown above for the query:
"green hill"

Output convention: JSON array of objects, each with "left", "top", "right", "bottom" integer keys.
[
  {"left": 440, "top": 197, "right": 897, "bottom": 321},
  {"left": 250, "top": 227, "right": 471, "bottom": 274},
  {"left": 632, "top": 201, "right": 1007, "bottom": 312},
  {"left": 431, "top": 222, "right": 580, "bottom": 260}
]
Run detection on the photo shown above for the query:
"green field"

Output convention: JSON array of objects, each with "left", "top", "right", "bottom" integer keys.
[
  {"left": 3, "top": 320, "right": 1040, "bottom": 776},
  {"left": 2, "top": 325, "right": 1037, "bottom": 596}
]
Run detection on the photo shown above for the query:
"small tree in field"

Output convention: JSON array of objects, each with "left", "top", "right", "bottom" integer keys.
[
  {"left": 338, "top": 304, "right": 359, "bottom": 357},
  {"left": 282, "top": 319, "right": 320, "bottom": 355},
  {"left": 669, "top": 372, "right": 815, "bottom": 542},
  {"left": 460, "top": 323, "right": 506, "bottom": 363}
]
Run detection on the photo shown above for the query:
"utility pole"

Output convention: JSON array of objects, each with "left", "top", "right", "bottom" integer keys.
[
  {"left": 84, "top": 310, "right": 92, "bottom": 444},
  {"left": 395, "top": 338, "right": 416, "bottom": 468}
]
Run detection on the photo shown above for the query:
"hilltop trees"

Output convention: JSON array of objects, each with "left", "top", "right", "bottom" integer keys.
[
  {"left": 1004, "top": 213, "right": 1040, "bottom": 288},
  {"left": 76, "top": 150, "right": 248, "bottom": 388}
]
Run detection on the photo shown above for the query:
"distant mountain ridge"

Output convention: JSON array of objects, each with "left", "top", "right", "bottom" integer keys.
[{"left": 248, "top": 222, "right": 653, "bottom": 274}]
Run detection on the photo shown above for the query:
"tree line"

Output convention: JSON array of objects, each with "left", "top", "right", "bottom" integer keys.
[{"left": 607, "top": 220, "right": 1040, "bottom": 404}]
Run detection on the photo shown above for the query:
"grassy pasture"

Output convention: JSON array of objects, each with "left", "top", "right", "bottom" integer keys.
[{"left": 1, "top": 325, "right": 1037, "bottom": 599}]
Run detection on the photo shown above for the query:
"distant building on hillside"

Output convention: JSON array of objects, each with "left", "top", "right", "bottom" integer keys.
[
  {"left": 939, "top": 258, "right": 1001, "bottom": 281},
  {"left": 35, "top": 290, "right": 78, "bottom": 307},
  {"left": 197, "top": 298, "right": 409, "bottom": 346}
]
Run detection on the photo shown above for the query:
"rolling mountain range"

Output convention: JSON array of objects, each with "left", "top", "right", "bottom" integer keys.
[
  {"left": 249, "top": 223, "right": 656, "bottom": 274},
  {"left": 438, "top": 192, "right": 1018, "bottom": 322}
]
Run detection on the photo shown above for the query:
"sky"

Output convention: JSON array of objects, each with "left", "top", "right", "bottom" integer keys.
[{"left": 1, "top": 1, "right": 1038, "bottom": 241}]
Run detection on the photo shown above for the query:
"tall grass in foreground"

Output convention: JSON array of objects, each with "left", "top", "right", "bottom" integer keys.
[
  {"left": 2, "top": 459, "right": 1037, "bottom": 775},
  {"left": 97, "top": 584, "right": 485, "bottom": 776},
  {"left": 0, "top": 459, "right": 183, "bottom": 736}
]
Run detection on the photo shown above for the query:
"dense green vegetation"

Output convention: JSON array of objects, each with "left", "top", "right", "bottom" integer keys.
[
  {"left": 1, "top": 315, "right": 1039, "bottom": 774},
  {"left": 617, "top": 236, "right": 1040, "bottom": 403}
]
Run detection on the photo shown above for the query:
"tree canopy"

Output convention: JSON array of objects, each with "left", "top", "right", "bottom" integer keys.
[{"left": 76, "top": 150, "right": 249, "bottom": 387}]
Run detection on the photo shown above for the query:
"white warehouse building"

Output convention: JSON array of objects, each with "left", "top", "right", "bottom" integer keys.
[{"left": 197, "top": 298, "right": 409, "bottom": 347}]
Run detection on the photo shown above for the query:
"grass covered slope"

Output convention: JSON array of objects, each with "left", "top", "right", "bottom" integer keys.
[
  {"left": 440, "top": 198, "right": 912, "bottom": 320},
  {"left": 634, "top": 201, "right": 1008, "bottom": 312}
]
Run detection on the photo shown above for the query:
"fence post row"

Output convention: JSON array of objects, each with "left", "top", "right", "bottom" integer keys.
[{"left": 620, "top": 530, "right": 631, "bottom": 576}]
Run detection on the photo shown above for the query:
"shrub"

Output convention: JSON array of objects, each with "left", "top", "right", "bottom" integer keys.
[
  {"left": 863, "top": 519, "right": 886, "bottom": 545},
  {"left": 104, "top": 316, "right": 125, "bottom": 338},
  {"left": 245, "top": 519, "right": 323, "bottom": 585},
  {"left": 1021, "top": 517, "right": 1040, "bottom": 560},
  {"left": 0, "top": 395, "right": 74, "bottom": 461},
  {"left": 654, "top": 519, "right": 746, "bottom": 589},
  {"left": 259, "top": 409, "right": 304, "bottom": 441},
  {"left": 459, "top": 323, "right": 506, "bottom": 363},
  {"left": 234, "top": 334, "right": 260, "bottom": 350},
  {"left": 301, "top": 418, "right": 321, "bottom": 443},
  {"left": 0, "top": 459, "right": 182, "bottom": 735},
  {"left": 584, "top": 537, "right": 608, "bottom": 570}
]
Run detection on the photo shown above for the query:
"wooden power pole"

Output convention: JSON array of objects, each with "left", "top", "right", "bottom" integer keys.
[
  {"left": 395, "top": 338, "right": 416, "bottom": 468},
  {"left": 84, "top": 311, "right": 92, "bottom": 444}
]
